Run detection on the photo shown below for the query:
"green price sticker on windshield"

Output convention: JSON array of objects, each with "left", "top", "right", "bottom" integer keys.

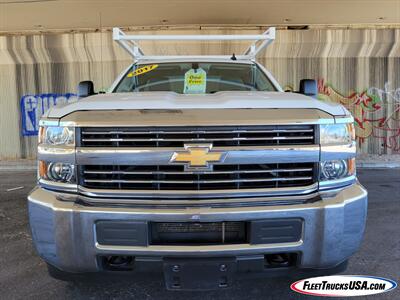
[{"left": 184, "top": 68, "right": 207, "bottom": 94}]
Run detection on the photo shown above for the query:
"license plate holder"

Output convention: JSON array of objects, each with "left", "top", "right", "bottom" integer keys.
[{"left": 163, "top": 258, "right": 236, "bottom": 290}]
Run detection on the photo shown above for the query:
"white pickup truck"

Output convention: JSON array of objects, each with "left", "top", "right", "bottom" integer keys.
[{"left": 28, "top": 28, "right": 367, "bottom": 290}]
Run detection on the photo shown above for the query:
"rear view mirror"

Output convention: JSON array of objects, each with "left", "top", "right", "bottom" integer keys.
[
  {"left": 78, "top": 81, "right": 95, "bottom": 98},
  {"left": 299, "top": 79, "right": 318, "bottom": 98}
]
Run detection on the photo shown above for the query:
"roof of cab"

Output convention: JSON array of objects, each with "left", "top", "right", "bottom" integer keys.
[{"left": 136, "top": 58, "right": 255, "bottom": 65}]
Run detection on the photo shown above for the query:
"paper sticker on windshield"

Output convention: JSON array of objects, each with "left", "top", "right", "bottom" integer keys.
[
  {"left": 184, "top": 68, "right": 207, "bottom": 94},
  {"left": 127, "top": 64, "right": 158, "bottom": 77}
]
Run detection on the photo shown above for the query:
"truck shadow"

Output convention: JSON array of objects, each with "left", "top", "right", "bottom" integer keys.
[{"left": 64, "top": 273, "right": 303, "bottom": 300}]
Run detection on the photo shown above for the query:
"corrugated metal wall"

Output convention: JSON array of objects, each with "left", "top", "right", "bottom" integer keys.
[{"left": 0, "top": 27, "right": 399, "bottom": 159}]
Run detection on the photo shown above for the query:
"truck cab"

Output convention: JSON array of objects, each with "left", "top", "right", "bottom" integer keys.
[{"left": 28, "top": 28, "right": 367, "bottom": 290}]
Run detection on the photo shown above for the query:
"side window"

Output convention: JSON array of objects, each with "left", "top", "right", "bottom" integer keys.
[
  {"left": 117, "top": 77, "right": 135, "bottom": 92},
  {"left": 254, "top": 67, "right": 276, "bottom": 91},
  {"left": 114, "top": 65, "right": 137, "bottom": 92}
]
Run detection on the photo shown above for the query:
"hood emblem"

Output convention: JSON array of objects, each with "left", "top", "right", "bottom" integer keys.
[{"left": 170, "top": 144, "right": 226, "bottom": 171}]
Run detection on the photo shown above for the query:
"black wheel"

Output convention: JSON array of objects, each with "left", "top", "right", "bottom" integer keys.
[
  {"left": 46, "top": 263, "right": 80, "bottom": 282},
  {"left": 294, "top": 259, "right": 349, "bottom": 280}
]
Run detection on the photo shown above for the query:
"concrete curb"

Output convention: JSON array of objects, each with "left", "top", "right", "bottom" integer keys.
[
  {"left": 357, "top": 162, "right": 400, "bottom": 169},
  {"left": 0, "top": 166, "right": 37, "bottom": 171},
  {"left": 0, "top": 160, "right": 36, "bottom": 171}
]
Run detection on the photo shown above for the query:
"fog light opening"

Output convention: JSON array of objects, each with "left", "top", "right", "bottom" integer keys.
[
  {"left": 264, "top": 253, "right": 296, "bottom": 268},
  {"left": 103, "top": 256, "right": 135, "bottom": 271}
]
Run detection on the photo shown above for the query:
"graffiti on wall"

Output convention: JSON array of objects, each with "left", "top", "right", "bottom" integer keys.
[
  {"left": 21, "top": 93, "right": 77, "bottom": 136},
  {"left": 317, "top": 80, "right": 400, "bottom": 152},
  {"left": 283, "top": 80, "right": 400, "bottom": 152}
]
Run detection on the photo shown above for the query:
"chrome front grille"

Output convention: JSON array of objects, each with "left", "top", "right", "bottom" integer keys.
[
  {"left": 80, "top": 163, "right": 316, "bottom": 191},
  {"left": 78, "top": 125, "right": 318, "bottom": 199},
  {"left": 79, "top": 125, "right": 315, "bottom": 148}
]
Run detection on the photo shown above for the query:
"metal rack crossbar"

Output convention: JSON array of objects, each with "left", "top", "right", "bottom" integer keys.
[{"left": 113, "top": 27, "right": 275, "bottom": 61}]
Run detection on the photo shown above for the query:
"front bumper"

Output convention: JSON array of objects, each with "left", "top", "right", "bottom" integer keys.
[{"left": 28, "top": 183, "right": 367, "bottom": 273}]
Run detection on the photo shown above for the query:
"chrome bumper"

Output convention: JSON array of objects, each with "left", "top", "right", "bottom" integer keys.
[{"left": 28, "top": 183, "right": 367, "bottom": 273}]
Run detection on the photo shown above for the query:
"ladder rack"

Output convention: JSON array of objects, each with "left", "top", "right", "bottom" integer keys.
[{"left": 112, "top": 27, "right": 275, "bottom": 61}]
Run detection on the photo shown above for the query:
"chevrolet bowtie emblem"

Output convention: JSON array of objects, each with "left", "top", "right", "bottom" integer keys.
[{"left": 170, "top": 144, "right": 226, "bottom": 171}]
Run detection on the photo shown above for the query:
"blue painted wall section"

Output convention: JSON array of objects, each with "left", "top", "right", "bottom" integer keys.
[{"left": 21, "top": 93, "right": 77, "bottom": 136}]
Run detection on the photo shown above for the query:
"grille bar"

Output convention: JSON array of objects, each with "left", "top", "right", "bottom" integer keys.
[
  {"left": 80, "top": 163, "right": 316, "bottom": 191},
  {"left": 83, "top": 168, "right": 313, "bottom": 175},
  {"left": 84, "top": 177, "right": 313, "bottom": 184},
  {"left": 80, "top": 125, "right": 315, "bottom": 148},
  {"left": 82, "top": 129, "right": 314, "bottom": 135},
  {"left": 82, "top": 136, "right": 314, "bottom": 142}
]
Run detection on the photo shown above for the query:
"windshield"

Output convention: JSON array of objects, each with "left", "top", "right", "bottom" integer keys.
[{"left": 113, "top": 62, "right": 277, "bottom": 94}]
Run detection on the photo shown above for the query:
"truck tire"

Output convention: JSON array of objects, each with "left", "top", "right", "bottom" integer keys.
[
  {"left": 296, "top": 259, "right": 349, "bottom": 279},
  {"left": 46, "top": 263, "right": 79, "bottom": 282}
]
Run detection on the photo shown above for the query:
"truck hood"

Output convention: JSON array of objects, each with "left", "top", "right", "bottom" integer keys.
[{"left": 47, "top": 91, "right": 347, "bottom": 118}]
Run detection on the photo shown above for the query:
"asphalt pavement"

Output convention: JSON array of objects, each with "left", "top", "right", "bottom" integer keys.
[{"left": 0, "top": 169, "right": 398, "bottom": 300}]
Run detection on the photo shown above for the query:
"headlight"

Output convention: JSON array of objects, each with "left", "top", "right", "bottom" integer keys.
[
  {"left": 39, "top": 126, "right": 75, "bottom": 145},
  {"left": 320, "top": 123, "right": 355, "bottom": 145},
  {"left": 39, "top": 161, "right": 76, "bottom": 183},
  {"left": 320, "top": 158, "right": 355, "bottom": 181}
]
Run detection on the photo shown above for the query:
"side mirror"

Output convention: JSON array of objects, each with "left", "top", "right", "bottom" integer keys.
[
  {"left": 77, "top": 80, "right": 95, "bottom": 98},
  {"left": 299, "top": 79, "right": 318, "bottom": 98}
]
